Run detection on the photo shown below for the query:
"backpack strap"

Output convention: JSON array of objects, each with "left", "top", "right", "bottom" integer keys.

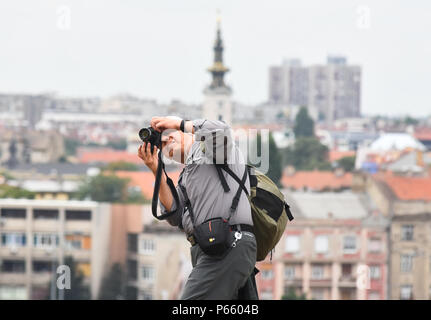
[
  {"left": 215, "top": 165, "right": 230, "bottom": 192},
  {"left": 219, "top": 164, "right": 249, "bottom": 197},
  {"left": 178, "top": 183, "right": 196, "bottom": 228},
  {"left": 229, "top": 165, "right": 249, "bottom": 214}
]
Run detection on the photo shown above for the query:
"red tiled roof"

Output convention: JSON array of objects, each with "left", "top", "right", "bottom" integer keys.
[
  {"left": 374, "top": 173, "right": 431, "bottom": 201},
  {"left": 329, "top": 150, "right": 356, "bottom": 162},
  {"left": 414, "top": 128, "right": 431, "bottom": 141},
  {"left": 281, "top": 170, "right": 352, "bottom": 191},
  {"left": 114, "top": 170, "right": 181, "bottom": 200},
  {"left": 79, "top": 150, "right": 143, "bottom": 164}
]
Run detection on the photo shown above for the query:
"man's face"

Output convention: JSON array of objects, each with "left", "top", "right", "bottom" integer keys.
[{"left": 161, "top": 130, "right": 184, "bottom": 163}]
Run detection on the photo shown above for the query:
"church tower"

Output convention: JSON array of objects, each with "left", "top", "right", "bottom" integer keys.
[{"left": 202, "top": 15, "right": 233, "bottom": 125}]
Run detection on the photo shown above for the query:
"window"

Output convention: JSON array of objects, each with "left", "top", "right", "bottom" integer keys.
[
  {"left": 343, "top": 236, "right": 357, "bottom": 253},
  {"left": 311, "top": 265, "right": 324, "bottom": 280},
  {"left": 1, "top": 208, "right": 26, "bottom": 219},
  {"left": 34, "top": 209, "right": 58, "bottom": 219},
  {"left": 128, "top": 234, "right": 138, "bottom": 253},
  {"left": 261, "top": 270, "right": 273, "bottom": 280},
  {"left": 369, "top": 265, "right": 380, "bottom": 279},
  {"left": 341, "top": 264, "right": 352, "bottom": 277},
  {"left": 401, "top": 225, "right": 414, "bottom": 241},
  {"left": 32, "top": 261, "right": 53, "bottom": 273},
  {"left": 140, "top": 239, "right": 156, "bottom": 255},
  {"left": 284, "top": 266, "right": 295, "bottom": 280},
  {"left": 400, "top": 285, "right": 413, "bottom": 300},
  {"left": 1, "top": 260, "right": 25, "bottom": 273},
  {"left": 368, "top": 238, "right": 382, "bottom": 253},
  {"left": 1, "top": 233, "right": 26, "bottom": 247},
  {"left": 141, "top": 265, "right": 155, "bottom": 282},
  {"left": 65, "top": 210, "right": 91, "bottom": 221},
  {"left": 285, "top": 236, "right": 300, "bottom": 253},
  {"left": 33, "top": 233, "right": 59, "bottom": 249},
  {"left": 401, "top": 254, "right": 413, "bottom": 273},
  {"left": 65, "top": 235, "right": 91, "bottom": 250},
  {"left": 314, "top": 235, "right": 328, "bottom": 253}
]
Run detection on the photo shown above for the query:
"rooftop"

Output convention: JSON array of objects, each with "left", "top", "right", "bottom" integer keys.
[
  {"left": 373, "top": 173, "right": 431, "bottom": 201},
  {"left": 369, "top": 133, "right": 426, "bottom": 151},
  {"left": 281, "top": 170, "right": 352, "bottom": 191},
  {"left": 284, "top": 191, "right": 369, "bottom": 220}
]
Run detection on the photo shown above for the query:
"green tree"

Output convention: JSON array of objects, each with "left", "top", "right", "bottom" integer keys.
[
  {"left": 103, "top": 161, "right": 139, "bottom": 172},
  {"left": 64, "top": 138, "right": 81, "bottom": 156},
  {"left": 98, "top": 263, "right": 125, "bottom": 300},
  {"left": 293, "top": 106, "right": 315, "bottom": 138},
  {"left": 63, "top": 256, "right": 91, "bottom": 300},
  {"left": 285, "top": 137, "right": 331, "bottom": 171},
  {"left": 249, "top": 132, "right": 282, "bottom": 186},
  {"left": 74, "top": 174, "right": 147, "bottom": 203},
  {"left": 281, "top": 287, "right": 307, "bottom": 300},
  {"left": 337, "top": 156, "right": 356, "bottom": 172},
  {"left": 107, "top": 139, "right": 128, "bottom": 150},
  {"left": 0, "top": 185, "right": 35, "bottom": 199}
]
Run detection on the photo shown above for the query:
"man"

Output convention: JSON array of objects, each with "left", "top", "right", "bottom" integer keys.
[{"left": 138, "top": 116, "right": 257, "bottom": 300}]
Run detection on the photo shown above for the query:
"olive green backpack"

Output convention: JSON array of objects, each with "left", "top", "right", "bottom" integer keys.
[{"left": 217, "top": 164, "right": 294, "bottom": 261}]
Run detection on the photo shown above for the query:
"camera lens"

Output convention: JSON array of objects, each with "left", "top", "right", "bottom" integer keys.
[{"left": 139, "top": 128, "right": 152, "bottom": 141}]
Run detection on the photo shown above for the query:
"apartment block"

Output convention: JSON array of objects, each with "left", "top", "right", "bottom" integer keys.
[
  {"left": 367, "top": 173, "right": 431, "bottom": 299},
  {"left": 125, "top": 222, "right": 191, "bottom": 300},
  {"left": 0, "top": 199, "right": 111, "bottom": 300},
  {"left": 269, "top": 56, "right": 361, "bottom": 125},
  {"left": 255, "top": 191, "right": 389, "bottom": 300}
]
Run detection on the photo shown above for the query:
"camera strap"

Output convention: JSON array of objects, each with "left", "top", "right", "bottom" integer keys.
[{"left": 151, "top": 150, "right": 181, "bottom": 220}]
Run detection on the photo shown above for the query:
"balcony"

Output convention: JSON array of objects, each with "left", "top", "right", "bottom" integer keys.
[
  {"left": 31, "top": 272, "right": 52, "bottom": 285},
  {"left": 309, "top": 278, "right": 332, "bottom": 287},
  {"left": 1, "top": 218, "right": 27, "bottom": 230},
  {"left": 338, "top": 275, "right": 357, "bottom": 287},
  {"left": 65, "top": 221, "right": 92, "bottom": 233},
  {"left": 0, "top": 246, "right": 27, "bottom": 258},
  {"left": 284, "top": 278, "right": 303, "bottom": 287},
  {"left": 63, "top": 248, "right": 91, "bottom": 261},
  {"left": 0, "top": 272, "right": 27, "bottom": 285},
  {"left": 33, "top": 219, "right": 60, "bottom": 232}
]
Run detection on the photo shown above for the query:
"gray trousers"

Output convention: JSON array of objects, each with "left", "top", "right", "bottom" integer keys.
[{"left": 180, "top": 231, "right": 258, "bottom": 300}]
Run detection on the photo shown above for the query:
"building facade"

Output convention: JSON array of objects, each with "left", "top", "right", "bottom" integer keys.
[
  {"left": 0, "top": 199, "right": 111, "bottom": 300},
  {"left": 366, "top": 173, "right": 431, "bottom": 299},
  {"left": 255, "top": 191, "right": 389, "bottom": 300},
  {"left": 269, "top": 57, "right": 361, "bottom": 125},
  {"left": 125, "top": 222, "right": 191, "bottom": 300}
]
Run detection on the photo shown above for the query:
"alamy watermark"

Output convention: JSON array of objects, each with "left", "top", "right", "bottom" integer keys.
[
  {"left": 56, "top": 5, "right": 72, "bottom": 30},
  {"left": 356, "top": 5, "right": 371, "bottom": 30},
  {"left": 159, "top": 128, "right": 270, "bottom": 174},
  {"left": 56, "top": 264, "right": 71, "bottom": 290}
]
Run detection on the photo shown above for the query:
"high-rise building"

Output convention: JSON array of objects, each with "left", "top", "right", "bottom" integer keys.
[
  {"left": 268, "top": 56, "right": 361, "bottom": 125},
  {"left": 202, "top": 17, "right": 233, "bottom": 125}
]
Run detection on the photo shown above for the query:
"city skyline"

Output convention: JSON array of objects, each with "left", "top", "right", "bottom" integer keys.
[{"left": 0, "top": 1, "right": 430, "bottom": 117}]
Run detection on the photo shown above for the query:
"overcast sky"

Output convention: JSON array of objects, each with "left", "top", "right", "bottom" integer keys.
[{"left": 0, "top": 0, "right": 430, "bottom": 116}]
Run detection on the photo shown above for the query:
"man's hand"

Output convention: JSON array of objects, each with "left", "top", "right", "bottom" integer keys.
[
  {"left": 138, "top": 143, "right": 159, "bottom": 173},
  {"left": 150, "top": 117, "right": 181, "bottom": 132}
]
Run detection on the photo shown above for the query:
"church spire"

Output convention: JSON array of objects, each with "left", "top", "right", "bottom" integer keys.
[{"left": 207, "top": 13, "right": 230, "bottom": 90}]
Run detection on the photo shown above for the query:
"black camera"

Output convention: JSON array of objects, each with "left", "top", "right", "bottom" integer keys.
[{"left": 139, "top": 127, "right": 162, "bottom": 150}]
